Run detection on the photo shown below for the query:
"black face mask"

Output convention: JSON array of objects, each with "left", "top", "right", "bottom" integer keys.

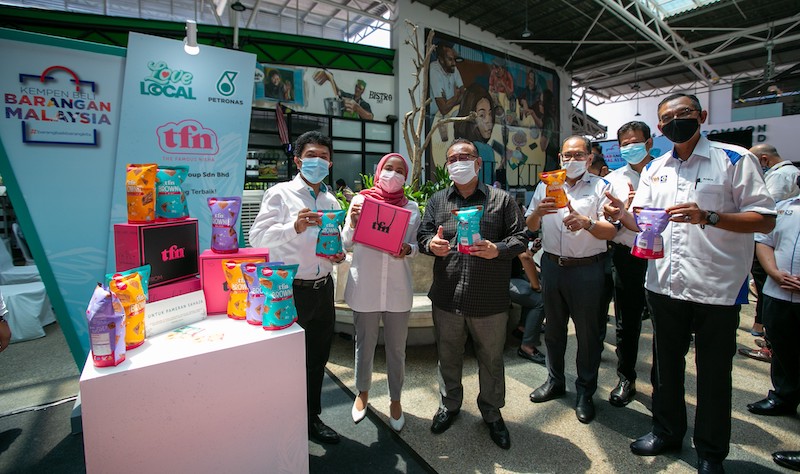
[{"left": 660, "top": 118, "right": 699, "bottom": 144}]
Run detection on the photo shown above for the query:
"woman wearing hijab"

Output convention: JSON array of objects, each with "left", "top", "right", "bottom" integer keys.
[{"left": 341, "top": 153, "right": 421, "bottom": 432}]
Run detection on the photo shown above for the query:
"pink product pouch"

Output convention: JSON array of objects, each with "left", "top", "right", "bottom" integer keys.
[
  {"left": 85, "top": 284, "right": 126, "bottom": 367},
  {"left": 208, "top": 197, "right": 242, "bottom": 253}
]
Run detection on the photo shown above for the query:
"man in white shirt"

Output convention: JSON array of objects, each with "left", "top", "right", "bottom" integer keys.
[
  {"left": 744, "top": 144, "right": 800, "bottom": 350},
  {"left": 604, "top": 121, "right": 654, "bottom": 408},
  {"left": 605, "top": 93, "right": 775, "bottom": 474},
  {"left": 752, "top": 144, "right": 800, "bottom": 202},
  {"left": 748, "top": 197, "right": 800, "bottom": 421},
  {"left": 429, "top": 41, "right": 464, "bottom": 141},
  {"left": 249, "top": 131, "right": 346, "bottom": 445},
  {"left": 526, "top": 136, "right": 617, "bottom": 425}
]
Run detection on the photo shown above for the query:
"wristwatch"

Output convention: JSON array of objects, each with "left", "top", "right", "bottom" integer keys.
[
  {"left": 586, "top": 218, "right": 597, "bottom": 231},
  {"left": 704, "top": 211, "right": 720, "bottom": 226}
]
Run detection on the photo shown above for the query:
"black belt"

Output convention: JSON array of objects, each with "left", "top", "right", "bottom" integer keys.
[
  {"left": 544, "top": 251, "right": 606, "bottom": 267},
  {"left": 293, "top": 275, "right": 330, "bottom": 289}
]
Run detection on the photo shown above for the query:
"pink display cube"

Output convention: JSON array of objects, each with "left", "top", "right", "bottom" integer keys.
[
  {"left": 199, "top": 248, "right": 269, "bottom": 315},
  {"left": 114, "top": 219, "right": 199, "bottom": 287},
  {"left": 148, "top": 276, "right": 201, "bottom": 303}
]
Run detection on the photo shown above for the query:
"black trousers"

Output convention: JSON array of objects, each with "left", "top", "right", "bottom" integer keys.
[
  {"left": 541, "top": 255, "right": 607, "bottom": 397},
  {"left": 647, "top": 291, "right": 739, "bottom": 463},
  {"left": 293, "top": 276, "right": 335, "bottom": 418},
  {"left": 611, "top": 243, "right": 648, "bottom": 382},
  {"left": 763, "top": 295, "right": 800, "bottom": 407},
  {"left": 751, "top": 248, "right": 768, "bottom": 327}
]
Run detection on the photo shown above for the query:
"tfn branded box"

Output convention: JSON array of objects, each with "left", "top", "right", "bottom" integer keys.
[
  {"left": 199, "top": 248, "right": 269, "bottom": 315},
  {"left": 114, "top": 219, "right": 199, "bottom": 287},
  {"left": 148, "top": 276, "right": 202, "bottom": 303}
]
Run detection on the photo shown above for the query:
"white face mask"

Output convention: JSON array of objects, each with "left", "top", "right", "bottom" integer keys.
[
  {"left": 448, "top": 160, "right": 477, "bottom": 185},
  {"left": 379, "top": 170, "right": 406, "bottom": 193},
  {"left": 561, "top": 159, "right": 588, "bottom": 179}
]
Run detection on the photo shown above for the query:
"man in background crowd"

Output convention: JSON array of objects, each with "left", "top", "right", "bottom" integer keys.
[
  {"left": 603, "top": 121, "right": 654, "bottom": 408},
  {"left": 741, "top": 144, "right": 800, "bottom": 356},
  {"left": 748, "top": 192, "right": 800, "bottom": 423}
]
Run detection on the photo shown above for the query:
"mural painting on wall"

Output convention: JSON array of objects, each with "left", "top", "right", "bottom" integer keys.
[
  {"left": 253, "top": 64, "right": 394, "bottom": 121},
  {"left": 426, "top": 30, "right": 560, "bottom": 187}
]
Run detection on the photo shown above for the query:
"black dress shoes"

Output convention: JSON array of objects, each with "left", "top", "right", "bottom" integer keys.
[
  {"left": 609, "top": 378, "right": 636, "bottom": 407},
  {"left": 575, "top": 396, "right": 595, "bottom": 424},
  {"left": 530, "top": 380, "right": 566, "bottom": 403},
  {"left": 697, "top": 458, "right": 725, "bottom": 473},
  {"left": 773, "top": 451, "right": 800, "bottom": 471},
  {"left": 630, "top": 431, "right": 681, "bottom": 456},
  {"left": 486, "top": 418, "right": 511, "bottom": 449},
  {"left": 747, "top": 397, "right": 797, "bottom": 416},
  {"left": 517, "top": 347, "right": 546, "bottom": 365},
  {"left": 309, "top": 417, "right": 341, "bottom": 444},
  {"left": 430, "top": 407, "right": 460, "bottom": 434}
]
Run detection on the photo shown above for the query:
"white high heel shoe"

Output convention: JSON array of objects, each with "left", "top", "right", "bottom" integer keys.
[
  {"left": 389, "top": 412, "right": 405, "bottom": 432},
  {"left": 352, "top": 398, "right": 367, "bottom": 424}
]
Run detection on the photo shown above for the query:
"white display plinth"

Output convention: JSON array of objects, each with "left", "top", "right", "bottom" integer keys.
[{"left": 80, "top": 316, "right": 308, "bottom": 474}]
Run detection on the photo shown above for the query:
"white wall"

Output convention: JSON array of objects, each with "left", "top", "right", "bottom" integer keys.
[{"left": 392, "top": 0, "right": 571, "bottom": 172}]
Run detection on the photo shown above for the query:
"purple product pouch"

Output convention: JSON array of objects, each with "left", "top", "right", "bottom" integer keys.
[{"left": 208, "top": 196, "right": 242, "bottom": 253}]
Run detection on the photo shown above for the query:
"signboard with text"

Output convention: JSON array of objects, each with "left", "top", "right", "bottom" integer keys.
[
  {"left": 0, "top": 29, "right": 127, "bottom": 366},
  {"left": 107, "top": 33, "right": 256, "bottom": 269}
]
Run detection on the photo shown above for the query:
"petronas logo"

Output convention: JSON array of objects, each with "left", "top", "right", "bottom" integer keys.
[{"left": 216, "top": 71, "right": 238, "bottom": 97}]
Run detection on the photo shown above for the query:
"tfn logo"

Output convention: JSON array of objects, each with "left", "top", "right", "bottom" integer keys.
[
  {"left": 161, "top": 245, "right": 185, "bottom": 262},
  {"left": 156, "top": 119, "right": 219, "bottom": 155},
  {"left": 140, "top": 61, "right": 196, "bottom": 100}
]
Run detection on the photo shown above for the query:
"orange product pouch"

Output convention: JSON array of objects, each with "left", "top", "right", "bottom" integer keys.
[
  {"left": 222, "top": 258, "right": 265, "bottom": 320},
  {"left": 126, "top": 163, "right": 158, "bottom": 223},
  {"left": 108, "top": 272, "right": 147, "bottom": 350},
  {"left": 539, "top": 169, "right": 569, "bottom": 208}
]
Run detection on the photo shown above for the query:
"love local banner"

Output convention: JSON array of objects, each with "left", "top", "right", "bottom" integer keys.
[
  {"left": 0, "top": 29, "right": 126, "bottom": 366},
  {"left": 107, "top": 33, "right": 255, "bottom": 268}
]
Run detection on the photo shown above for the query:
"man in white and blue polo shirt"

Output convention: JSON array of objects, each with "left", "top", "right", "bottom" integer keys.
[{"left": 606, "top": 93, "right": 775, "bottom": 474}]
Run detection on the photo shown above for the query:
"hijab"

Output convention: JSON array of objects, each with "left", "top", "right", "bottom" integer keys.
[{"left": 358, "top": 153, "right": 409, "bottom": 207}]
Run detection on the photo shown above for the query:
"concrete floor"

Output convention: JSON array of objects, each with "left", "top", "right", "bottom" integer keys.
[
  {"left": 2, "top": 297, "right": 797, "bottom": 473},
  {"left": 326, "top": 300, "right": 797, "bottom": 473}
]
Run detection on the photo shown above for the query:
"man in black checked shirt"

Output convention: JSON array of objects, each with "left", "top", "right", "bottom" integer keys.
[{"left": 417, "top": 138, "right": 527, "bottom": 450}]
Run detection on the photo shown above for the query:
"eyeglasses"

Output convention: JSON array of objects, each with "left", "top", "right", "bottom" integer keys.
[
  {"left": 446, "top": 153, "right": 477, "bottom": 164},
  {"left": 659, "top": 107, "right": 699, "bottom": 125},
  {"left": 560, "top": 152, "right": 589, "bottom": 161}
]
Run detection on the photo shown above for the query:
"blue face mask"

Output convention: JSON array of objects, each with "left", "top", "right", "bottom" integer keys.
[
  {"left": 620, "top": 142, "right": 648, "bottom": 165},
  {"left": 299, "top": 157, "right": 330, "bottom": 184}
]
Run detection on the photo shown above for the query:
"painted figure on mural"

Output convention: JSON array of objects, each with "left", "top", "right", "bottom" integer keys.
[
  {"left": 314, "top": 70, "right": 374, "bottom": 120},
  {"left": 429, "top": 41, "right": 465, "bottom": 142},
  {"left": 265, "top": 69, "right": 293, "bottom": 101},
  {"left": 453, "top": 83, "right": 503, "bottom": 181}
]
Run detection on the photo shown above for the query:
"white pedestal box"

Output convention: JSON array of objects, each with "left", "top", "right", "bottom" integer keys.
[{"left": 80, "top": 317, "right": 308, "bottom": 473}]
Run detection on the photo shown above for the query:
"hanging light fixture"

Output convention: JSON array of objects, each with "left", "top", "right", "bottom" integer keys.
[
  {"left": 183, "top": 20, "right": 200, "bottom": 55},
  {"left": 231, "top": 1, "right": 246, "bottom": 12},
  {"left": 633, "top": 41, "right": 640, "bottom": 116},
  {"left": 521, "top": 1, "right": 531, "bottom": 39}
]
